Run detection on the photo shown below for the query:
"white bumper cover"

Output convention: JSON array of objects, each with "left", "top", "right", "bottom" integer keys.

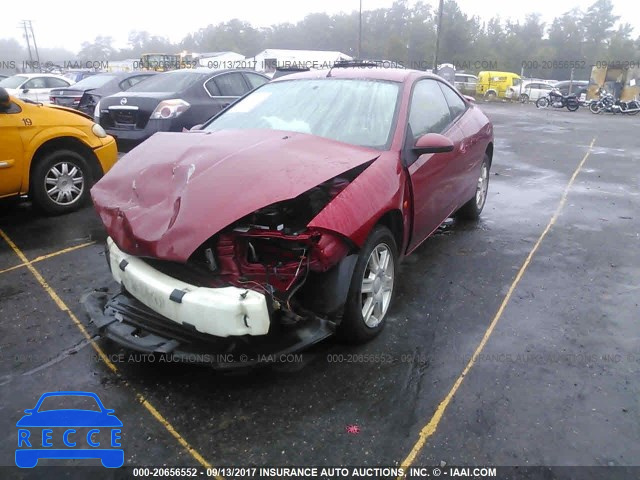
[{"left": 106, "top": 237, "right": 270, "bottom": 337}]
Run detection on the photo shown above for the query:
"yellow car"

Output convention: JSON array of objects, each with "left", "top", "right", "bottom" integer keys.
[{"left": 0, "top": 87, "right": 118, "bottom": 214}]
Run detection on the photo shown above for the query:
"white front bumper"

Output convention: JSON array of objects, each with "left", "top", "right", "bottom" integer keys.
[{"left": 106, "top": 237, "right": 270, "bottom": 337}]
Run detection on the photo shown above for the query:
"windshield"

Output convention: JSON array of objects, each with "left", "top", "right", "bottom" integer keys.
[
  {"left": 0, "top": 75, "right": 28, "bottom": 89},
  {"left": 126, "top": 71, "right": 201, "bottom": 93},
  {"left": 71, "top": 74, "right": 116, "bottom": 90},
  {"left": 204, "top": 79, "right": 401, "bottom": 149}
]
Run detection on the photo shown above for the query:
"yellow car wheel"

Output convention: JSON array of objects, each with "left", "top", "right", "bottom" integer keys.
[{"left": 31, "top": 149, "right": 92, "bottom": 214}]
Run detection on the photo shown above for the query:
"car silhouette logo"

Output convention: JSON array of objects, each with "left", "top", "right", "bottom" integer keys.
[
  {"left": 120, "top": 98, "right": 127, "bottom": 105},
  {"left": 15, "top": 391, "right": 123, "bottom": 468}
]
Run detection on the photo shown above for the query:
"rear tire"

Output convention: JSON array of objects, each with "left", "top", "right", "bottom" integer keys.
[
  {"left": 566, "top": 100, "right": 579, "bottom": 112},
  {"left": 484, "top": 91, "right": 497, "bottom": 102},
  {"left": 456, "top": 154, "right": 490, "bottom": 221},
  {"left": 31, "top": 149, "right": 92, "bottom": 215},
  {"left": 338, "top": 226, "right": 397, "bottom": 344}
]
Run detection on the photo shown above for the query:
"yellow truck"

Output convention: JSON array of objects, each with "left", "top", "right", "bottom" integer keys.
[{"left": 476, "top": 71, "right": 522, "bottom": 100}]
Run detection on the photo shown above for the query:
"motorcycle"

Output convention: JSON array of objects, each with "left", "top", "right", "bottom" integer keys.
[
  {"left": 589, "top": 89, "right": 640, "bottom": 115},
  {"left": 619, "top": 98, "right": 640, "bottom": 115},
  {"left": 589, "top": 88, "right": 615, "bottom": 114},
  {"left": 536, "top": 88, "right": 580, "bottom": 111}
]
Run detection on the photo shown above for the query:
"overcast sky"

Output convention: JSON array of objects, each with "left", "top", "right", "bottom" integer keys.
[{"left": 5, "top": 0, "right": 638, "bottom": 53}]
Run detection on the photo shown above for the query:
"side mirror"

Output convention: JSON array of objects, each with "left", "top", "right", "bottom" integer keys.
[
  {"left": 190, "top": 124, "right": 203, "bottom": 131},
  {"left": 22, "top": 88, "right": 29, "bottom": 94},
  {"left": 413, "top": 133, "right": 454, "bottom": 155},
  {"left": 463, "top": 95, "right": 475, "bottom": 104},
  {"left": 0, "top": 87, "right": 10, "bottom": 112}
]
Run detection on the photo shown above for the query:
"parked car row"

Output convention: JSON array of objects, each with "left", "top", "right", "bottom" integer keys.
[{"left": 506, "top": 80, "right": 589, "bottom": 103}]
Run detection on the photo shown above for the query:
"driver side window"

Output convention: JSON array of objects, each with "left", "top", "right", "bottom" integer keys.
[{"left": 408, "top": 79, "right": 452, "bottom": 139}]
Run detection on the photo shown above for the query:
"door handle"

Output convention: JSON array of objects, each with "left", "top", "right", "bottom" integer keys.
[{"left": 0, "top": 160, "right": 15, "bottom": 169}]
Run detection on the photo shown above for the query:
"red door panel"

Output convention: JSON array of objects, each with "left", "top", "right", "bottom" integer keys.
[{"left": 407, "top": 123, "right": 465, "bottom": 251}]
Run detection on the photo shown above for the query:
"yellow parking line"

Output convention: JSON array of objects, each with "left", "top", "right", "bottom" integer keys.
[
  {"left": 0, "top": 229, "right": 221, "bottom": 478},
  {"left": 0, "top": 241, "right": 95, "bottom": 276},
  {"left": 399, "top": 138, "right": 597, "bottom": 472}
]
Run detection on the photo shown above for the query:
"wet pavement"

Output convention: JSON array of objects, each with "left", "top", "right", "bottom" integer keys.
[{"left": 1, "top": 103, "right": 638, "bottom": 477}]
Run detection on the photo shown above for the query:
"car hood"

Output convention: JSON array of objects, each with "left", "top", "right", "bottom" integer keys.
[
  {"left": 16, "top": 410, "right": 123, "bottom": 427},
  {"left": 91, "top": 130, "right": 380, "bottom": 262},
  {"left": 47, "top": 104, "right": 94, "bottom": 120}
]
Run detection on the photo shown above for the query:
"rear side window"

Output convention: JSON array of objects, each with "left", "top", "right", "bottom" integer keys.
[
  {"left": 439, "top": 83, "right": 467, "bottom": 120},
  {"left": 126, "top": 71, "right": 201, "bottom": 93},
  {"left": 46, "top": 77, "right": 70, "bottom": 88},
  {"left": 128, "top": 75, "right": 152, "bottom": 87},
  {"left": 408, "top": 79, "right": 452, "bottom": 138},
  {"left": 214, "top": 72, "right": 248, "bottom": 97}
]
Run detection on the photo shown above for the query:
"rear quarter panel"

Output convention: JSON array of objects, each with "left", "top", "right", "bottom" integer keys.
[{"left": 456, "top": 104, "right": 493, "bottom": 206}]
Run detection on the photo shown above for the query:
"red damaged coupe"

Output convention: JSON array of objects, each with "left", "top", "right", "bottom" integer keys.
[{"left": 84, "top": 65, "right": 493, "bottom": 366}]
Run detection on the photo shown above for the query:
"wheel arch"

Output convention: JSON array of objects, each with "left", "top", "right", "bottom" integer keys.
[
  {"left": 375, "top": 209, "right": 404, "bottom": 254},
  {"left": 485, "top": 142, "right": 493, "bottom": 167},
  {"left": 28, "top": 136, "right": 102, "bottom": 192}
]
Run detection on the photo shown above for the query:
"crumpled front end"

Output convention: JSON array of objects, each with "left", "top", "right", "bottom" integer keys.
[{"left": 85, "top": 147, "right": 372, "bottom": 364}]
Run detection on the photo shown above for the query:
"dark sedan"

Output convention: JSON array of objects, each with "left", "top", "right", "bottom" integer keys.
[
  {"left": 49, "top": 72, "right": 157, "bottom": 115},
  {"left": 95, "top": 68, "right": 269, "bottom": 146},
  {"left": 553, "top": 80, "right": 589, "bottom": 97}
]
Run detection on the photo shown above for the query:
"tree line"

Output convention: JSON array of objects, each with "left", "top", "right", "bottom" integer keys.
[{"left": 2, "top": 0, "right": 639, "bottom": 80}]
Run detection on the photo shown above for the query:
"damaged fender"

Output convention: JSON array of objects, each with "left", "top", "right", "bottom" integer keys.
[{"left": 91, "top": 129, "right": 380, "bottom": 262}]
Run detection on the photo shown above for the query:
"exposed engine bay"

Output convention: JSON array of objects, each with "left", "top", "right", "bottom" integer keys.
[{"left": 139, "top": 165, "right": 369, "bottom": 326}]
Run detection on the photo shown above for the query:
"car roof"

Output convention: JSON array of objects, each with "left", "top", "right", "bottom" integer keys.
[
  {"left": 13, "top": 73, "right": 68, "bottom": 78},
  {"left": 554, "top": 80, "right": 588, "bottom": 85},
  {"left": 270, "top": 67, "right": 430, "bottom": 83}
]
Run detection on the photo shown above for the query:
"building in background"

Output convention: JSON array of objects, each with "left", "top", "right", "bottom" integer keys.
[
  {"left": 248, "top": 49, "right": 352, "bottom": 75},
  {"left": 588, "top": 65, "right": 640, "bottom": 101}
]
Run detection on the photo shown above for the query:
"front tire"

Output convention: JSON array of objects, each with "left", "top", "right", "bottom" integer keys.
[
  {"left": 519, "top": 94, "right": 529, "bottom": 103},
  {"left": 339, "top": 226, "right": 397, "bottom": 344},
  {"left": 456, "top": 154, "right": 490, "bottom": 220},
  {"left": 589, "top": 102, "right": 602, "bottom": 114},
  {"left": 31, "top": 149, "right": 92, "bottom": 215},
  {"left": 536, "top": 97, "right": 549, "bottom": 108}
]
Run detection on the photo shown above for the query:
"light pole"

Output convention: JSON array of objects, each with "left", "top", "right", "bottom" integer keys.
[
  {"left": 358, "top": 0, "right": 362, "bottom": 59},
  {"left": 432, "top": 0, "right": 444, "bottom": 74}
]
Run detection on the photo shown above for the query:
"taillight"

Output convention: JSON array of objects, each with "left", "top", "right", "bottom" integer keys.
[{"left": 150, "top": 99, "right": 190, "bottom": 120}]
